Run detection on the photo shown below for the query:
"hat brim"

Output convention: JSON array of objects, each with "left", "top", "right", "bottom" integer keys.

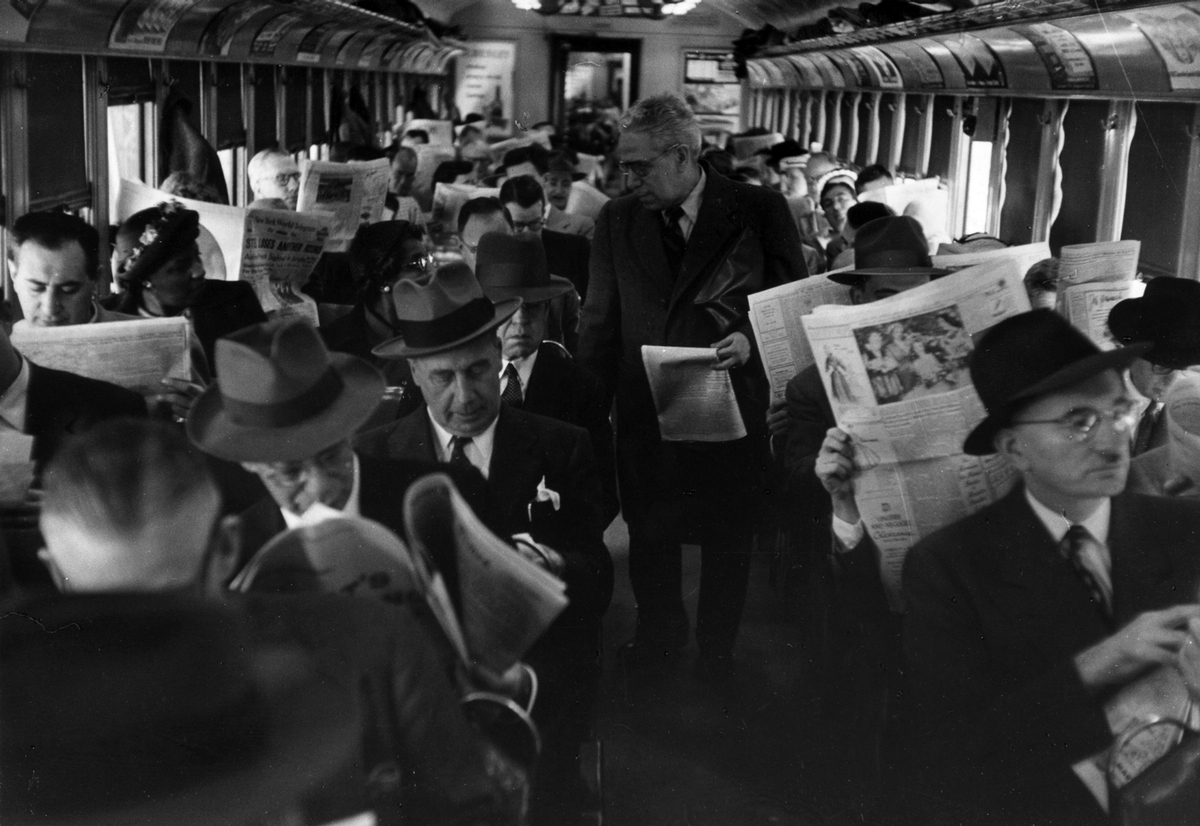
[
  {"left": 372, "top": 298, "right": 521, "bottom": 360},
  {"left": 962, "top": 342, "right": 1150, "bottom": 455},
  {"left": 1108, "top": 296, "right": 1200, "bottom": 369},
  {"left": 481, "top": 275, "right": 574, "bottom": 304},
  {"left": 827, "top": 266, "right": 952, "bottom": 286},
  {"left": 188, "top": 354, "right": 385, "bottom": 463}
]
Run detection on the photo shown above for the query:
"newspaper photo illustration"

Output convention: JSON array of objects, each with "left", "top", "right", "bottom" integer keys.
[
  {"left": 297, "top": 157, "right": 390, "bottom": 252},
  {"left": 800, "top": 258, "right": 1031, "bottom": 603}
]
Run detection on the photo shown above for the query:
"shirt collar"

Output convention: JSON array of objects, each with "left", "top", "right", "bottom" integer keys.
[
  {"left": 501, "top": 348, "right": 539, "bottom": 391},
  {"left": 280, "top": 452, "right": 362, "bottom": 529},
  {"left": 1024, "top": 487, "right": 1111, "bottom": 545},
  {"left": 675, "top": 167, "right": 706, "bottom": 227},
  {"left": 426, "top": 409, "right": 498, "bottom": 478},
  {"left": 0, "top": 357, "right": 31, "bottom": 432}
]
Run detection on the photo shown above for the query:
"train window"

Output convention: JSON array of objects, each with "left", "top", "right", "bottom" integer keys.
[
  {"left": 999, "top": 98, "right": 1044, "bottom": 246},
  {"left": 1050, "top": 99, "right": 1108, "bottom": 252},
  {"left": 214, "top": 62, "right": 245, "bottom": 206},
  {"left": 26, "top": 54, "right": 88, "bottom": 212},
  {"left": 1123, "top": 101, "right": 1194, "bottom": 278}
]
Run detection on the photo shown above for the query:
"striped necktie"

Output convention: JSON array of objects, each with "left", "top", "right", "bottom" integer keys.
[
  {"left": 662, "top": 205, "right": 686, "bottom": 276},
  {"left": 1060, "top": 525, "right": 1113, "bottom": 621},
  {"left": 448, "top": 435, "right": 473, "bottom": 470}
]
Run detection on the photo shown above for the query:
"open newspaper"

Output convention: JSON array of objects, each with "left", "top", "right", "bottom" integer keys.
[
  {"left": 404, "top": 474, "right": 568, "bottom": 675},
  {"left": 116, "top": 179, "right": 330, "bottom": 324},
  {"left": 641, "top": 346, "right": 747, "bottom": 441},
  {"left": 748, "top": 271, "right": 854, "bottom": 401},
  {"left": 12, "top": 316, "right": 191, "bottom": 398},
  {"left": 800, "top": 259, "right": 1031, "bottom": 605},
  {"left": 297, "top": 158, "right": 390, "bottom": 252},
  {"left": 932, "top": 241, "right": 1052, "bottom": 276},
  {"left": 1056, "top": 240, "right": 1145, "bottom": 349}
]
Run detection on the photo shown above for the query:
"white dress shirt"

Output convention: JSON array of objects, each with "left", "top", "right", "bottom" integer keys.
[
  {"left": 1024, "top": 488, "right": 1113, "bottom": 604},
  {"left": 427, "top": 411, "right": 498, "bottom": 479},
  {"left": 668, "top": 168, "right": 707, "bottom": 242}
]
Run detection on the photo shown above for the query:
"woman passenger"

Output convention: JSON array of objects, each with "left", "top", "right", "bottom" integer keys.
[{"left": 107, "top": 201, "right": 266, "bottom": 372}]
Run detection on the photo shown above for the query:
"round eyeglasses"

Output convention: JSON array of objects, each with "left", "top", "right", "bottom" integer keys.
[
  {"left": 1012, "top": 401, "right": 1139, "bottom": 442},
  {"left": 617, "top": 143, "right": 683, "bottom": 179}
]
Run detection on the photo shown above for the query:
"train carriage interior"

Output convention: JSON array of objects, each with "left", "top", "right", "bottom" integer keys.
[{"left": 3, "top": 1, "right": 1200, "bottom": 825}]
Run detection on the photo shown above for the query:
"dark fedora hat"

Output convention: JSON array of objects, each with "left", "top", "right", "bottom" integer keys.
[
  {"left": 113, "top": 201, "right": 200, "bottom": 288},
  {"left": 762, "top": 138, "right": 808, "bottom": 169},
  {"left": 475, "top": 232, "right": 574, "bottom": 304},
  {"left": 0, "top": 592, "right": 359, "bottom": 826},
  {"left": 1107, "top": 276, "right": 1200, "bottom": 370},
  {"left": 373, "top": 262, "right": 521, "bottom": 359},
  {"left": 188, "top": 318, "right": 385, "bottom": 463},
  {"left": 962, "top": 309, "right": 1150, "bottom": 455},
  {"left": 828, "top": 215, "right": 951, "bottom": 286}
]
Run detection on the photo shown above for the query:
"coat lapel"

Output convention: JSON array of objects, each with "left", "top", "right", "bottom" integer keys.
[
  {"left": 669, "top": 173, "right": 743, "bottom": 316},
  {"left": 628, "top": 202, "right": 675, "bottom": 298},
  {"left": 385, "top": 412, "right": 439, "bottom": 464},
  {"left": 1108, "top": 493, "right": 1181, "bottom": 622},
  {"left": 486, "top": 407, "right": 542, "bottom": 529}
]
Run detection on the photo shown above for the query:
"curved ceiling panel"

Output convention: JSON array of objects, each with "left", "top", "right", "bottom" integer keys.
[
  {"left": 4, "top": 0, "right": 461, "bottom": 74},
  {"left": 748, "top": 1, "right": 1200, "bottom": 100}
]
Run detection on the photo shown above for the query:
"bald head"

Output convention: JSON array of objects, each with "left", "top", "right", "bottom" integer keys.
[{"left": 40, "top": 418, "right": 231, "bottom": 592}]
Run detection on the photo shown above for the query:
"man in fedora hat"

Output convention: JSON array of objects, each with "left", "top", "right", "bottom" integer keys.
[
  {"left": 1108, "top": 275, "right": 1200, "bottom": 457},
  {"left": 499, "top": 174, "right": 592, "bottom": 310},
  {"left": 30, "top": 418, "right": 528, "bottom": 825},
  {"left": 356, "top": 262, "right": 613, "bottom": 825},
  {"left": 187, "top": 316, "right": 493, "bottom": 567},
  {"left": 475, "top": 231, "right": 617, "bottom": 525},
  {"left": 894, "top": 309, "right": 1200, "bottom": 824},
  {"left": 501, "top": 147, "right": 595, "bottom": 240}
]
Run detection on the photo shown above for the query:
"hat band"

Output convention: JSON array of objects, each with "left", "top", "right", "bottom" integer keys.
[
  {"left": 481, "top": 262, "right": 548, "bottom": 291},
  {"left": 399, "top": 298, "right": 496, "bottom": 349},
  {"left": 856, "top": 249, "right": 932, "bottom": 270},
  {"left": 224, "top": 367, "right": 345, "bottom": 429}
]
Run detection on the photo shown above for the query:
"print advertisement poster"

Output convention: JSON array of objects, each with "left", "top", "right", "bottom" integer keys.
[
  {"left": 0, "top": 0, "right": 46, "bottom": 43},
  {"left": 109, "top": 0, "right": 201, "bottom": 52},
  {"left": 1124, "top": 5, "right": 1200, "bottom": 91},
  {"left": 455, "top": 41, "right": 517, "bottom": 136}
]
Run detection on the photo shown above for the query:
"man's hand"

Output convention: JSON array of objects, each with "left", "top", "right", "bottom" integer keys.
[
  {"left": 151, "top": 377, "right": 206, "bottom": 423},
  {"left": 766, "top": 397, "right": 789, "bottom": 439},
  {"left": 711, "top": 332, "right": 750, "bottom": 370},
  {"left": 815, "top": 427, "right": 861, "bottom": 524},
  {"left": 1074, "top": 604, "right": 1200, "bottom": 691}
]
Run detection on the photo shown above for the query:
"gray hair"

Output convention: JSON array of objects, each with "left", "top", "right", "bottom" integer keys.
[
  {"left": 247, "top": 148, "right": 293, "bottom": 184},
  {"left": 621, "top": 94, "right": 702, "bottom": 155}
]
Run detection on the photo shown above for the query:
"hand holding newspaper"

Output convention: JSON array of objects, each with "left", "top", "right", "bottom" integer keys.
[
  {"left": 641, "top": 346, "right": 748, "bottom": 442},
  {"left": 297, "top": 158, "right": 391, "bottom": 252}
]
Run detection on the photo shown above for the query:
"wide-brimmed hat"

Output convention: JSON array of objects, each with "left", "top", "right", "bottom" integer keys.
[
  {"left": 828, "top": 216, "right": 952, "bottom": 286},
  {"left": 962, "top": 309, "right": 1150, "bottom": 455},
  {"left": 188, "top": 318, "right": 385, "bottom": 463},
  {"left": 475, "top": 232, "right": 573, "bottom": 304},
  {"left": 373, "top": 262, "right": 521, "bottom": 359},
  {"left": 1107, "top": 276, "right": 1200, "bottom": 370},
  {"left": 0, "top": 592, "right": 359, "bottom": 826},
  {"left": 113, "top": 201, "right": 200, "bottom": 288},
  {"left": 761, "top": 139, "right": 809, "bottom": 169},
  {"left": 545, "top": 151, "right": 586, "bottom": 180}
]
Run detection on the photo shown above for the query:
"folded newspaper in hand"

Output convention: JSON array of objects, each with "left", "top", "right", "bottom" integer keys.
[{"left": 641, "top": 346, "right": 747, "bottom": 442}]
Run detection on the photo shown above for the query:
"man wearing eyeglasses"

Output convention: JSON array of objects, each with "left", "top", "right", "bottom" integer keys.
[
  {"left": 498, "top": 175, "right": 591, "bottom": 304},
  {"left": 578, "top": 93, "right": 807, "bottom": 680},
  {"left": 247, "top": 149, "right": 301, "bottom": 211},
  {"left": 878, "top": 309, "right": 1200, "bottom": 824}
]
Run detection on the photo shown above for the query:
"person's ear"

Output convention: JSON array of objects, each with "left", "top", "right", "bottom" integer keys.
[
  {"left": 203, "top": 514, "right": 242, "bottom": 593},
  {"left": 994, "top": 427, "right": 1032, "bottom": 473}
]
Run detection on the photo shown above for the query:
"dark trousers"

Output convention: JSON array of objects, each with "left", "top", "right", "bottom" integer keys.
[{"left": 619, "top": 434, "right": 763, "bottom": 656}]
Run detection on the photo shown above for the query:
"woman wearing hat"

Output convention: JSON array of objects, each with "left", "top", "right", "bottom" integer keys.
[{"left": 107, "top": 201, "right": 266, "bottom": 373}]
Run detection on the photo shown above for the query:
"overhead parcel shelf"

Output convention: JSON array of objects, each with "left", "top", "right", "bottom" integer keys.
[
  {"left": 4, "top": 0, "right": 461, "bottom": 74},
  {"left": 747, "top": 1, "right": 1200, "bottom": 101}
]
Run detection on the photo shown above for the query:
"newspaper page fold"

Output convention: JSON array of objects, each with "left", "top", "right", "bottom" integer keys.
[
  {"left": 800, "top": 259, "right": 1031, "bottom": 605},
  {"left": 297, "top": 158, "right": 390, "bottom": 252},
  {"left": 641, "top": 346, "right": 747, "bottom": 442},
  {"left": 12, "top": 317, "right": 191, "bottom": 398},
  {"left": 931, "top": 241, "right": 1051, "bottom": 276},
  {"left": 749, "top": 273, "right": 854, "bottom": 400}
]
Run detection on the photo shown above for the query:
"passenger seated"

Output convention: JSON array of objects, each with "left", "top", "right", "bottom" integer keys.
[
  {"left": 247, "top": 148, "right": 300, "bottom": 210},
  {"left": 32, "top": 417, "right": 527, "bottom": 825},
  {"left": 819, "top": 179, "right": 858, "bottom": 266},
  {"left": 828, "top": 200, "right": 895, "bottom": 270},
  {"left": 8, "top": 211, "right": 137, "bottom": 327},
  {"left": 855, "top": 163, "right": 894, "bottom": 194},
  {"left": 356, "top": 264, "right": 613, "bottom": 825},
  {"left": 901, "top": 310, "right": 1200, "bottom": 823},
  {"left": 1024, "top": 256, "right": 1060, "bottom": 310}
]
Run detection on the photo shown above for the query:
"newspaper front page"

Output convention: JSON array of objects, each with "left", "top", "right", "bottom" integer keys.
[
  {"left": 800, "top": 259, "right": 1031, "bottom": 604},
  {"left": 297, "top": 158, "right": 390, "bottom": 252},
  {"left": 1056, "top": 240, "right": 1144, "bottom": 349},
  {"left": 241, "top": 208, "right": 331, "bottom": 325}
]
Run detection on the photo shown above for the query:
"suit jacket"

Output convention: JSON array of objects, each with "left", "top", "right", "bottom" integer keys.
[
  {"left": 902, "top": 486, "right": 1200, "bottom": 824},
  {"left": 541, "top": 228, "right": 592, "bottom": 304},
  {"left": 106, "top": 280, "right": 267, "bottom": 370},
  {"left": 235, "top": 592, "right": 524, "bottom": 825},
  {"left": 545, "top": 204, "right": 595, "bottom": 241},
  {"left": 25, "top": 361, "right": 147, "bottom": 469},
  {"left": 355, "top": 405, "right": 613, "bottom": 624},
  {"left": 236, "top": 453, "right": 495, "bottom": 575},
  {"left": 579, "top": 168, "right": 807, "bottom": 517},
  {"left": 522, "top": 341, "right": 617, "bottom": 525}
]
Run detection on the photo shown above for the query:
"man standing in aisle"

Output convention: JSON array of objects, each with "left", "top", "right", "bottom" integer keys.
[{"left": 578, "top": 92, "right": 807, "bottom": 678}]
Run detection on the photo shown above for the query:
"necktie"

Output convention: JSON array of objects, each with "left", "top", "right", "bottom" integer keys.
[
  {"left": 1059, "top": 525, "right": 1113, "bottom": 620},
  {"left": 501, "top": 363, "right": 523, "bottom": 407},
  {"left": 661, "top": 205, "right": 687, "bottom": 276},
  {"left": 448, "top": 435, "right": 474, "bottom": 470},
  {"left": 1132, "top": 404, "right": 1161, "bottom": 455}
]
